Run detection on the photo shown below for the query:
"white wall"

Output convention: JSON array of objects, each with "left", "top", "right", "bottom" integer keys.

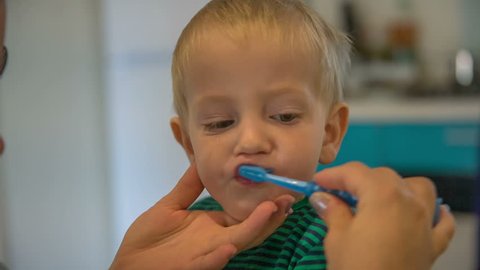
[
  {"left": 102, "top": 0, "right": 210, "bottom": 250},
  {"left": 0, "top": 0, "right": 110, "bottom": 269},
  {"left": 462, "top": 0, "right": 480, "bottom": 51}
]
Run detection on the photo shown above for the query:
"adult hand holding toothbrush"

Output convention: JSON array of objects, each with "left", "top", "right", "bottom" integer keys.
[{"left": 310, "top": 162, "right": 455, "bottom": 270}]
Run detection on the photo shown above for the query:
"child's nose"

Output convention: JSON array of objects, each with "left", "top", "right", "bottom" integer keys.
[{"left": 233, "top": 118, "right": 273, "bottom": 156}]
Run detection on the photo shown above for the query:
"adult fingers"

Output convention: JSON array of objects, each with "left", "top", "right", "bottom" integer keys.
[
  {"left": 243, "top": 195, "right": 296, "bottom": 249},
  {"left": 309, "top": 192, "right": 353, "bottom": 231},
  {"left": 159, "top": 163, "right": 204, "bottom": 210},
  {"left": 228, "top": 199, "right": 289, "bottom": 250},
  {"left": 190, "top": 244, "right": 237, "bottom": 270},
  {"left": 210, "top": 195, "right": 293, "bottom": 228},
  {"left": 404, "top": 176, "right": 438, "bottom": 223},
  {"left": 216, "top": 194, "right": 295, "bottom": 250},
  {"left": 432, "top": 206, "right": 456, "bottom": 258},
  {"left": 314, "top": 162, "right": 384, "bottom": 198}
]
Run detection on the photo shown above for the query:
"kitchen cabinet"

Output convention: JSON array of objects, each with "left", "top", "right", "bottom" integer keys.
[{"left": 321, "top": 122, "right": 479, "bottom": 176}]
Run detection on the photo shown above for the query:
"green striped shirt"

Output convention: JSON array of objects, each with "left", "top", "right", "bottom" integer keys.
[{"left": 190, "top": 197, "right": 328, "bottom": 269}]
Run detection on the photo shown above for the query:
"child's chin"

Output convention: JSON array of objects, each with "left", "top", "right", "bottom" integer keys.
[{"left": 222, "top": 201, "right": 260, "bottom": 222}]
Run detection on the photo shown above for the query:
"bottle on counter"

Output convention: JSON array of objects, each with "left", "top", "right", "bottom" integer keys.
[{"left": 388, "top": 0, "right": 417, "bottom": 63}]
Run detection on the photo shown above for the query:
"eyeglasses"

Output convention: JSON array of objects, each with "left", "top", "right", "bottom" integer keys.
[{"left": 0, "top": 46, "right": 7, "bottom": 77}]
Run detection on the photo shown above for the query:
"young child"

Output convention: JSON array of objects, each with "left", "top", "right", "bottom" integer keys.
[{"left": 170, "top": 0, "right": 350, "bottom": 268}]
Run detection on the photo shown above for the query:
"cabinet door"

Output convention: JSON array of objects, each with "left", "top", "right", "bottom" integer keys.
[
  {"left": 382, "top": 123, "right": 479, "bottom": 176},
  {"left": 319, "top": 122, "right": 479, "bottom": 177}
]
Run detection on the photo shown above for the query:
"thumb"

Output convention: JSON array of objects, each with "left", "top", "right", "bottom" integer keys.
[
  {"left": 228, "top": 200, "right": 282, "bottom": 250},
  {"left": 432, "top": 205, "right": 456, "bottom": 258},
  {"left": 309, "top": 192, "right": 353, "bottom": 231}
]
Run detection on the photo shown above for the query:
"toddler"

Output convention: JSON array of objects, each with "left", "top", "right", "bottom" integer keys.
[{"left": 170, "top": 0, "right": 351, "bottom": 268}]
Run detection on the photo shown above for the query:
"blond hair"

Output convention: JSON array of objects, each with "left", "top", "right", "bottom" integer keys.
[{"left": 172, "top": 0, "right": 351, "bottom": 121}]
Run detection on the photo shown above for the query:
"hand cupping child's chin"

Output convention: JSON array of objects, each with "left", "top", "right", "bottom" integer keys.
[{"left": 218, "top": 193, "right": 296, "bottom": 227}]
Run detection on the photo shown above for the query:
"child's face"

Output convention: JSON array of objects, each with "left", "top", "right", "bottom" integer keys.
[{"left": 172, "top": 33, "right": 347, "bottom": 221}]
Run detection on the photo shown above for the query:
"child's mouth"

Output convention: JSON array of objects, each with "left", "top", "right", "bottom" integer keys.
[
  {"left": 234, "top": 164, "right": 273, "bottom": 186},
  {"left": 234, "top": 165, "right": 256, "bottom": 185},
  {"left": 235, "top": 176, "right": 257, "bottom": 185}
]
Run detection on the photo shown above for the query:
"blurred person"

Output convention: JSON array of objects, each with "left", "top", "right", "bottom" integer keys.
[
  {"left": 0, "top": 0, "right": 5, "bottom": 155},
  {"left": 0, "top": 0, "right": 6, "bottom": 268}
]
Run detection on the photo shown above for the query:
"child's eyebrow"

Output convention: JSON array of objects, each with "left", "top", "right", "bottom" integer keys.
[
  {"left": 193, "top": 95, "right": 233, "bottom": 109},
  {"left": 261, "top": 86, "right": 312, "bottom": 101},
  {"left": 264, "top": 86, "right": 301, "bottom": 95},
  {"left": 192, "top": 85, "right": 312, "bottom": 109}
]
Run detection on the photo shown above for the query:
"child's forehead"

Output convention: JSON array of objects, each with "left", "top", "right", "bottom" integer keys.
[
  {"left": 183, "top": 44, "right": 322, "bottom": 107},
  {"left": 181, "top": 30, "right": 323, "bottom": 102},
  {"left": 188, "top": 26, "right": 318, "bottom": 67},
  {"left": 186, "top": 35, "right": 318, "bottom": 77}
]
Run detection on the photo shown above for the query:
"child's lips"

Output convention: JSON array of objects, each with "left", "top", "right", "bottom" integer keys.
[
  {"left": 234, "top": 163, "right": 273, "bottom": 186},
  {"left": 235, "top": 176, "right": 258, "bottom": 186}
]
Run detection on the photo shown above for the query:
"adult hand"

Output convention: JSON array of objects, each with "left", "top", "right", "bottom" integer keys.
[
  {"left": 309, "top": 162, "right": 455, "bottom": 270},
  {"left": 110, "top": 164, "right": 294, "bottom": 270},
  {"left": 0, "top": 135, "right": 4, "bottom": 155}
]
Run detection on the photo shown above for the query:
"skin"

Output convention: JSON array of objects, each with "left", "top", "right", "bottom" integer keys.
[
  {"left": 311, "top": 162, "right": 456, "bottom": 270},
  {"left": 171, "top": 31, "right": 349, "bottom": 222},
  {"left": 0, "top": 135, "right": 3, "bottom": 155}
]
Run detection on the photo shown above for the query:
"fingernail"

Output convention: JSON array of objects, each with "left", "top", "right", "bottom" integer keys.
[
  {"left": 309, "top": 192, "right": 329, "bottom": 217},
  {"left": 281, "top": 196, "right": 295, "bottom": 215},
  {"left": 284, "top": 200, "right": 294, "bottom": 215},
  {"left": 442, "top": 204, "right": 451, "bottom": 212}
]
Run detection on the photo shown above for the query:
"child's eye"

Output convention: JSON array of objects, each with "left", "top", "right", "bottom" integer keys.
[
  {"left": 270, "top": 113, "right": 299, "bottom": 123},
  {"left": 204, "top": 120, "right": 235, "bottom": 131}
]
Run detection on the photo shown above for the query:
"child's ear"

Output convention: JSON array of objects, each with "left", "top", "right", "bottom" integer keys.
[
  {"left": 170, "top": 116, "right": 195, "bottom": 162},
  {"left": 319, "top": 103, "right": 349, "bottom": 164}
]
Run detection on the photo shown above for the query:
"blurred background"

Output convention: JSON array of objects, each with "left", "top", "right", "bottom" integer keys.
[{"left": 0, "top": 0, "right": 478, "bottom": 269}]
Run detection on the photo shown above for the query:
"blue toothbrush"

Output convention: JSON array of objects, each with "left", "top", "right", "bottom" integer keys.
[{"left": 238, "top": 165, "right": 442, "bottom": 225}]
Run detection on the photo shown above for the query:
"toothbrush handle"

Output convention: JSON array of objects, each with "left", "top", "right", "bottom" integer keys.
[
  {"left": 306, "top": 182, "right": 358, "bottom": 207},
  {"left": 308, "top": 182, "right": 442, "bottom": 226},
  {"left": 326, "top": 189, "right": 358, "bottom": 207}
]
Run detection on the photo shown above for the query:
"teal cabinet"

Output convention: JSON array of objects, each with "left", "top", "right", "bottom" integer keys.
[{"left": 319, "top": 122, "right": 479, "bottom": 176}]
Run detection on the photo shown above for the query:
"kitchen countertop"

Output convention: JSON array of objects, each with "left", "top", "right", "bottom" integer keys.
[{"left": 346, "top": 95, "right": 480, "bottom": 123}]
